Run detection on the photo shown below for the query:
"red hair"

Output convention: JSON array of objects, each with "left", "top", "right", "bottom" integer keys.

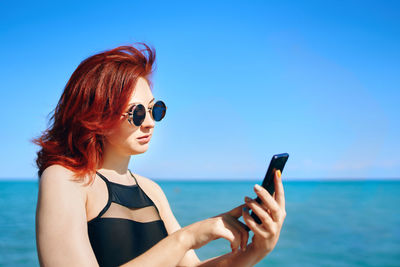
[{"left": 32, "top": 43, "right": 156, "bottom": 185}]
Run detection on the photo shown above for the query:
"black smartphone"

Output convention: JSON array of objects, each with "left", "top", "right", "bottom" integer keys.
[{"left": 244, "top": 153, "right": 289, "bottom": 232}]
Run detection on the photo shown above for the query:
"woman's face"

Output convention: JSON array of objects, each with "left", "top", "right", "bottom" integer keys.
[{"left": 104, "top": 77, "right": 156, "bottom": 156}]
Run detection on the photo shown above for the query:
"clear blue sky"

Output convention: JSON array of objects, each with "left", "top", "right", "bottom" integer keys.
[{"left": 1, "top": 0, "right": 399, "bottom": 180}]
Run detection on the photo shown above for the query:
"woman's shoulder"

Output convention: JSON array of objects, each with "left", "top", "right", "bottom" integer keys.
[
  {"left": 39, "top": 164, "right": 88, "bottom": 203},
  {"left": 41, "top": 164, "right": 74, "bottom": 178},
  {"left": 131, "top": 172, "right": 161, "bottom": 191}
]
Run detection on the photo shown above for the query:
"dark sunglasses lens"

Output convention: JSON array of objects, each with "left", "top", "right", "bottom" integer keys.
[
  {"left": 152, "top": 100, "right": 166, "bottom": 121},
  {"left": 132, "top": 104, "right": 146, "bottom": 126}
]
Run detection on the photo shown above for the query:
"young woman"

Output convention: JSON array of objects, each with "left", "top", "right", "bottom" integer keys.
[{"left": 34, "top": 43, "right": 287, "bottom": 267}]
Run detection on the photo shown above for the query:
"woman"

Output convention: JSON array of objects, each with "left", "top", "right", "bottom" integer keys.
[{"left": 34, "top": 43, "right": 287, "bottom": 267}]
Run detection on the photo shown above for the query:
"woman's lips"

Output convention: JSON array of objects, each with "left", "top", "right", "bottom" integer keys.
[{"left": 137, "top": 134, "right": 151, "bottom": 143}]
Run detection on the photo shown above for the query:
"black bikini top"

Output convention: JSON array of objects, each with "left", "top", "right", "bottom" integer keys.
[{"left": 87, "top": 170, "right": 168, "bottom": 267}]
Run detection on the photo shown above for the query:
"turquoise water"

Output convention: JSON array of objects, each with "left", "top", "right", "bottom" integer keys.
[{"left": 0, "top": 180, "right": 399, "bottom": 266}]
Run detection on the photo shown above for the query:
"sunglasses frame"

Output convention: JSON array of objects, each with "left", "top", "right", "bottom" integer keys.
[{"left": 122, "top": 100, "right": 167, "bottom": 126}]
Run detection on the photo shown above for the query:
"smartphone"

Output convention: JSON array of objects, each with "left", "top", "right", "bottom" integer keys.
[{"left": 244, "top": 153, "right": 289, "bottom": 232}]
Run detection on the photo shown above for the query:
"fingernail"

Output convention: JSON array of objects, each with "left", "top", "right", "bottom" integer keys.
[
  {"left": 242, "top": 206, "right": 249, "bottom": 212},
  {"left": 277, "top": 170, "right": 282, "bottom": 178},
  {"left": 244, "top": 196, "right": 251, "bottom": 202},
  {"left": 254, "top": 184, "right": 262, "bottom": 191}
]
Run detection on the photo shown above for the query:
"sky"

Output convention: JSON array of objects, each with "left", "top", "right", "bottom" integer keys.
[{"left": 0, "top": 0, "right": 399, "bottom": 180}]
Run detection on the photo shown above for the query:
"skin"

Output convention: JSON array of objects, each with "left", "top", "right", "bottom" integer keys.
[{"left": 36, "top": 77, "right": 287, "bottom": 267}]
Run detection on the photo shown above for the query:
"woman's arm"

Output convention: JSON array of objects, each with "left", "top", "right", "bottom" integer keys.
[{"left": 193, "top": 243, "right": 265, "bottom": 267}]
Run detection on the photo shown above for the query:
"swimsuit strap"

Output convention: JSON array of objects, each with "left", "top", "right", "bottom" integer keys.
[
  {"left": 93, "top": 172, "right": 112, "bottom": 219},
  {"left": 96, "top": 171, "right": 110, "bottom": 185},
  {"left": 128, "top": 169, "right": 140, "bottom": 186}
]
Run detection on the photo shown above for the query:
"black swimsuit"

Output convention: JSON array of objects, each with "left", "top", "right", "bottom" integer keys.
[{"left": 87, "top": 170, "right": 169, "bottom": 267}]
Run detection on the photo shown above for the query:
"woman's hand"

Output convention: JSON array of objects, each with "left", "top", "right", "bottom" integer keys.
[
  {"left": 242, "top": 170, "right": 287, "bottom": 257},
  {"left": 182, "top": 203, "right": 249, "bottom": 253}
]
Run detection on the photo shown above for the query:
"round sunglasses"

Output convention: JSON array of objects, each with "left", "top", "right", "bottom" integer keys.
[{"left": 122, "top": 100, "right": 167, "bottom": 126}]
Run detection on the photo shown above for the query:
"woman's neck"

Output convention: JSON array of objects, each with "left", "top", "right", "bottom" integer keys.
[{"left": 98, "top": 143, "right": 132, "bottom": 182}]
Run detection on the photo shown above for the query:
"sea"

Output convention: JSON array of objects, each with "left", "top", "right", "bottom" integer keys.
[{"left": 0, "top": 179, "right": 399, "bottom": 266}]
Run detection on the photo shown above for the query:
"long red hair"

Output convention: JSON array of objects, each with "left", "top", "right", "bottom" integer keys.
[{"left": 32, "top": 43, "right": 156, "bottom": 184}]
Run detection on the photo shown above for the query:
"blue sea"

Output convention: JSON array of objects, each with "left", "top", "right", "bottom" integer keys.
[{"left": 0, "top": 179, "right": 399, "bottom": 266}]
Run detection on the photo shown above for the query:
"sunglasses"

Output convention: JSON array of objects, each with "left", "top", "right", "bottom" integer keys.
[{"left": 122, "top": 100, "right": 167, "bottom": 126}]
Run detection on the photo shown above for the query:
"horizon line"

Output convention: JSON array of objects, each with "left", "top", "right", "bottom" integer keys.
[{"left": 1, "top": 177, "right": 399, "bottom": 182}]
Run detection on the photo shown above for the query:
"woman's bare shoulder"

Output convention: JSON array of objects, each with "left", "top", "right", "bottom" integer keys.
[
  {"left": 37, "top": 164, "right": 89, "bottom": 229},
  {"left": 41, "top": 164, "right": 73, "bottom": 178},
  {"left": 39, "top": 164, "right": 88, "bottom": 201},
  {"left": 132, "top": 172, "right": 159, "bottom": 189}
]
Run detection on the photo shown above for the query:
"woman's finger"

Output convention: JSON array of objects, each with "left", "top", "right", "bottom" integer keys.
[
  {"left": 227, "top": 215, "right": 249, "bottom": 251},
  {"left": 245, "top": 196, "right": 274, "bottom": 231},
  {"left": 253, "top": 185, "right": 281, "bottom": 222},
  {"left": 214, "top": 223, "right": 240, "bottom": 253},
  {"left": 274, "top": 170, "right": 286, "bottom": 210},
  {"left": 220, "top": 216, "right": 243, "bottom": 252},
  {"left": 242, "top": 206, "right": 267, "bottom": 238}
]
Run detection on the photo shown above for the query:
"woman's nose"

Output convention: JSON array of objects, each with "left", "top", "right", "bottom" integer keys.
[{"left": 141, "top": 109, "right": 155, "bottom": 128}]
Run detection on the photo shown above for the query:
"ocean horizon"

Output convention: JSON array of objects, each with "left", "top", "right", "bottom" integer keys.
[
  {"left": 1, "top": 179, "right": 399, "bottom": 266},
  {"left": 1, "top": 177, "right": 400, "bottom": 181}
]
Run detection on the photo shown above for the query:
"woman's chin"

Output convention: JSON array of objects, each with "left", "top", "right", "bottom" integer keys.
[{"left": 130, "top": 144, "right": 149, "bottom": 155}]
